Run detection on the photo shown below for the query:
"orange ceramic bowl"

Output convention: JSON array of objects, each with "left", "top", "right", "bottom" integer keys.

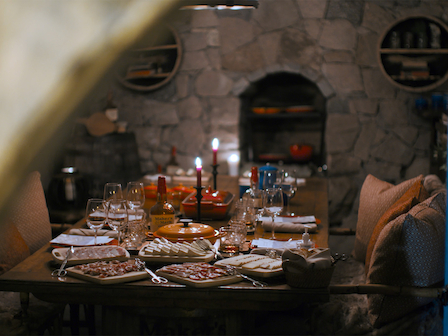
[{"left": 290, "top": 144, "right": 313, "bottom": 162}]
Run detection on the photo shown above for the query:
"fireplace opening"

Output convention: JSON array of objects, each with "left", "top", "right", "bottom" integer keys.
[{"left": 239, "top": 72, "right": 326, "bottom": 171}]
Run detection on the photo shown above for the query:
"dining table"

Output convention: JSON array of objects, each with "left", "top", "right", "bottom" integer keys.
[{"left": 0, "top": 175, "right": 329, "bottom": 335}]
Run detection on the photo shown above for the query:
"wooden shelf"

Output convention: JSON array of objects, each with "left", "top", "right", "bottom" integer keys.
[
  {"left": 377, "top": 15, "right": 448, "bottom": 92},
  {"left": 116, "top": 25, "right": 182, "bottom": 92}
]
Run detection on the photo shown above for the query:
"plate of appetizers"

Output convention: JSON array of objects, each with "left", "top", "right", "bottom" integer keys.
[
  {"left": 214, "top": 254, "right": 283, "bottom": 278},
  {"left": 66, "top": 260, "right": 148, "bottom": 284},
  {"left": 52, "top": 245, "right": 130, "bottom": 266},
  {"left": 155, "top": 262, "right": 242, "bottom": 288},
  {"left": 137, "top": 238, "right": 215, "bottom": 263}
]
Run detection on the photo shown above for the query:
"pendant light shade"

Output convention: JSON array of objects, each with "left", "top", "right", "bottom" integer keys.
[{"left": 180, "top": 0, "right": 258, "bottom": 9}]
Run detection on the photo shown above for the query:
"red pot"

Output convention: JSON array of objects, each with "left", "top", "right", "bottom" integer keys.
[{"left": 290, "top": 144, "right": 313, "bottom": 162}]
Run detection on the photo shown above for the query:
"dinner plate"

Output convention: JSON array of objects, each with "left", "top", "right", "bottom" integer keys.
[
  {"left": 214, "top": 256, "right": 283, "bottom": 278},
  {"left": 155, "top": 270, "right": 242, "bottom": 288},
  {"left": 66, "top": 266, "right": 148, "bottom": 285},
  {"left": 137, "top": 245, "right": 215, "bottom": 263},
  {"left": 52, "top": 246, "right": 130, "bottom": 266}
]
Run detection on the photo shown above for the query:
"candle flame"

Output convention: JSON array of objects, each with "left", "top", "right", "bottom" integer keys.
[
  {"left": 195, "top": 157, "right": 202, "bottom": 168},
  {"left": 212, "top": 138, "right": 219, "bottom": 150}
]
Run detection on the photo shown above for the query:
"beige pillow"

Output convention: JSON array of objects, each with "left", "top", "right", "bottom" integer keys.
[
  {"left": 0, "top": 220, "right": 30, "bottom": 275},
  {"left": 352, "top": 174, "right": 423, "bottom": 262},
  {"left": 7, "top": 171, "right": 52, "bottom": 254},
  {"left": 367, "top": 192, "right": 446, "bottom": 327},
  {"left": 423, "top": 174, "right": 446, "bottom": 196}
]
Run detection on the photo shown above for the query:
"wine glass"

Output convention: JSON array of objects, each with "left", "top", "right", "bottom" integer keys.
[
  {"left": 103, "top": 183, "right": 123, "bottom": 207},
  {"left": 126, "top": 182, "right": 145, "bottom": 210},
  {"left": 85, "top": 198, "right": 107, "bottom": 246},
  {"left": 262, "top": 187, "right": 284, "bottom": 240},
  {"left": 278, "top": 170, "right": 297, "bottom": 216},
  {"left": 107, "top": 200, "right": 127, "bottom": 245},
  {"left": 262, "top": 170, "right": 277, "bottom": 190}
]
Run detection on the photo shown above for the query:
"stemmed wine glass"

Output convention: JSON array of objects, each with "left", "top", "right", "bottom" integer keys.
[
  {"left": 107, "top": 200, "right": 127, "bottom": 245},
  {"left": 262, "top": 187, "right": 284, "bottom": 240},
  {"left": 126, "top": 182, "right": 145, "bottom": 210},
  {"left": 85, "top": 198, "right": 107, "bottom": 245},
  {"left": 278, "top": 170, "right": 297, "bottom": 216},
  {"left": 103, "top": 183, "right": 123, "bottom": 208}
]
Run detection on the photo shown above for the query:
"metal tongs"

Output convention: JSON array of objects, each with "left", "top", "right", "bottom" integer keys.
[
  {"left": 52, "top": 246, "right": 74, "bottom": 277},
  {"left": 222, "top": 265, "right": 268, "bottom": 287},
  {"left": 135, "top": 258, "right": 168, "bottom": 284}
]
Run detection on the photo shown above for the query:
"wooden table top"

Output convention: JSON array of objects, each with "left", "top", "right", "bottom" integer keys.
[{"left": 0, "top": 176, "right": 329, "bottom": 311}]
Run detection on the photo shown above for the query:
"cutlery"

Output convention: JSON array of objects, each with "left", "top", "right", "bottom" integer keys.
[
  {"left": 52, "top": 246, "right": 74, "bottom": 277},
  {"left": 196, "top": 238, "right": 223, "bottom": 260},
  {"left": 135, "top": 258, "right": 168, "bottom": 284},
  {"left": 221, "top": 265, "right": 267, "bottom": 287}
]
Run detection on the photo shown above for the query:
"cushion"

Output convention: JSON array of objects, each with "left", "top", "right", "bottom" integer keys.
[
  {"left": 364, "top": 179, "right": 429, "bottom": 274},
  {"left": 0, "top": 220, "right": 30, "bottom": 275},
  {"left": 352, "top": 174, "right": 423, "bottom": 262},
  {"left": 367, "top": 192, "right": 446, "bottom": 327},
  {"left": 423, "top": 174, "right": 446, "bottom": 196},
  {"left": 7, "top": 171, "right": 51, "bottom": 254}
]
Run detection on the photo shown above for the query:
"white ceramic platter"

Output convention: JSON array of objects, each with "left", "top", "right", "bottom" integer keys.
[
  {"left": 137, "top": 246, "right": 214, "bottom": 263},
  {"left": 52, "top": 246, "right": 130, "bottom": 266},
  {"left": 155, "top": 270, "right": 242, "bottom": 288},
  {"left": 215, "top": 256, "right": 283, "bottom": 278},
  {"left": 66, "top": 267, "right": 148, "bottom": 285}
]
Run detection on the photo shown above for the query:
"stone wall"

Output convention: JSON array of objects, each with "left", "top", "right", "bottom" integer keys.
[{"left": 76, "top": 0, "right": 448, "bottom": 225}]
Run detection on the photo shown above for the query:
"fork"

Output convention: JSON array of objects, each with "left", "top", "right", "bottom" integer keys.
[{"left": 196, "top": 238, "right": 223, "bottom": 260}]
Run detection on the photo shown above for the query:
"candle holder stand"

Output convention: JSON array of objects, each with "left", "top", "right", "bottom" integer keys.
[
  {"left": 211, "top": 164, "right": 219, "bottom": 190},
  {"left": 194, "top": 186, "right": 204, "bottom": 222}
]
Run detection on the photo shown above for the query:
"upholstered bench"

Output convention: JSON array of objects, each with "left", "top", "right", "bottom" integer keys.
[{"left": 309, "top": 174, "right": 446, "bottom": 335}]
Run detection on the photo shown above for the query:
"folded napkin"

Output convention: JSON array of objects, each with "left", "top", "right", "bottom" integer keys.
[
  {"left": 282, "top": 248, "right": 332, "bottom": 270},
  {"left": 260, "top": 216, "right": 317, "bottom": 233},
  {"left": 69, "top": 228, "right": 118, "bottom": 239}
]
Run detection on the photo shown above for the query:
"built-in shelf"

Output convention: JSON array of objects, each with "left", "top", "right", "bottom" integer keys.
[
  {"left": 377, "top": 15, "right": 448, "bottom": 92},
  {"left": 116, "top": 25, "right": 182, "bottom": 92}
]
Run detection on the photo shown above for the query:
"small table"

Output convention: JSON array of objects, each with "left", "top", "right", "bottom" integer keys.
[{"left": 0, "top": 176, "right": 328, "bottom": 334}]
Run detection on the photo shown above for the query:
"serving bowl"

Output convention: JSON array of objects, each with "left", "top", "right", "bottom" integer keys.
[
  {"left": 153, "top": 221, "right": 221, "bottom": 243},
  {"left": 289, "top": 144, "right": 313, "bottom": 162},
  {"left": 182, "top": 187, "right": 235, "bottom": 220}
]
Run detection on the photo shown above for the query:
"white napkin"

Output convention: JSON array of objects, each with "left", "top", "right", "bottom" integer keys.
[
  {"left": 50, "top": 234, "right": 113, "bottom": 246},
  {"left": 68, "top": 229, "right": 118, "bottom": 239},
  {"left": 260, "top": 216, "right": 317, "bottom": 233}
]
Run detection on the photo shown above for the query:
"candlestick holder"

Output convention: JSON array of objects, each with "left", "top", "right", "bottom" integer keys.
[
  {"left": 211, "top": 164, "right": 219, "bottom": 190},
  {"left": 194, "top": 186, "right": 204, "bottom": 222}
]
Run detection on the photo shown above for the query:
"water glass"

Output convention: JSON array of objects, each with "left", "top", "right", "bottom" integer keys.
[
  {"left": 218, "top": 220, "right": 246, "bottom": 256},
  {"left": 122, "top": 208, "right": 147, "bottom": 250}
]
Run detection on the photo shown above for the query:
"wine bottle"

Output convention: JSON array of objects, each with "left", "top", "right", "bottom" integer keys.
[
  {"left": 166, "top": 146, "right": 180, "bottom": 175},
  {"left": 149, "top": 176, "right": 175, "bottom": 232},
  {"left": 243, "top": 166, "right": 263, "bottom": 210}
]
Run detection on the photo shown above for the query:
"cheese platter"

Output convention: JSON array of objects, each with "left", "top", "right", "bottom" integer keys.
[{"left": 214, "top": 254, "right": 283, "bottom": 278}]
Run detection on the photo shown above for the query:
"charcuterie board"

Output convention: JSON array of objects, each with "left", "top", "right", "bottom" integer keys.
[
  {"left": 52, "top": 246, "right": 129, "bottom": 266},
  {"left": 155, "top": 270, "right": 241, "bottom": 288},
  {"left": 66, "top": 267, "right": 148, "bottom": 285},
  {"left": 66, "top": 260, "right": 148, "bottom": 284},
  {"left": 215, "top": 254, "right": 283, "bottom": 278}
]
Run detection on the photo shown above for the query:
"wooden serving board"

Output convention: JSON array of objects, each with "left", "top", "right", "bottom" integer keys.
[
  {"left": 214, "top": 257, "right": 283, "bottom": 278},
  {"left": 137, "top": 249, "right": 214, "bottom": 264},
  {"left": 155, "top": 270, "right": 242, "bottom": 288},
  {"left": 52, "top": 246, "right": 130, "bottom": 266},
  {"left": 66, "top": 267, "right": 148, "bottom": 285}
]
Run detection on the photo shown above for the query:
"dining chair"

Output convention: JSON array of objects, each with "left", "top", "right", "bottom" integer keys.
[{"left": 0, "top": 171, "right": 66, "bottom": 335}]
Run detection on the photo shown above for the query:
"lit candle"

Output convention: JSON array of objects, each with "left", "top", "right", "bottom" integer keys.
[
  {"left": 212, "top": 138, "right": 219, "bottom": 165},
  {"left": 195, "top": 157, "right": 202, "bottom": 187},
  {"left": 227, "top": 154, "right": 240, "bottom": 176}
]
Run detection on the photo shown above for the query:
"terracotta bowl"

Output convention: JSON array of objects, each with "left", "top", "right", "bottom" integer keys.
[{"left": 289, "top": 144, "right": 313, "bottom": 162}]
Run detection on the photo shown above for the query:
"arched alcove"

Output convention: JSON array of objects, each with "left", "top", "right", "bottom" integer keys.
[{"left": 239, "top": 72, "right": 326, "bottom": 169}]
